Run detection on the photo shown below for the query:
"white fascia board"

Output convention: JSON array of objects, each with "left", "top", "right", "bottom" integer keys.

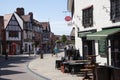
[
  {"left": 87, "top": 35, "right": 107, "bottom": 37},
  {"left": 14, "top": 13, "right": 23, "bottom": 29}
]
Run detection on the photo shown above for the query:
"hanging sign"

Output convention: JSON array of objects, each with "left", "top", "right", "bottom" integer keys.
[{"left": 65, "top": 16, "right": 72, "bottom": 21}]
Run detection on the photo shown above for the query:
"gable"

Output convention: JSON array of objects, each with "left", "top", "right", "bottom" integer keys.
[
  {"left": 4, "top": 13, "right": 23, "bottom": 31},
  {"left": 4, "top": 13, "right": 13, "bottom": 28},
  {"left": 6, "top": 14, "right": 21, "bottom": 31}
]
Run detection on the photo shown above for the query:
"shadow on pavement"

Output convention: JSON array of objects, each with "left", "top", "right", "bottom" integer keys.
[
  {"left": 0, "top": 55, "right": 35, "bottom": 68},
  {"left": 0, "top": 70, "right": 25, "bottom": 76},
  {"left": 0, "top": 78, "right": 10, "bottom": 80},
  {"left": 0, "top": 55, "right": 36, "bottom": 80}
]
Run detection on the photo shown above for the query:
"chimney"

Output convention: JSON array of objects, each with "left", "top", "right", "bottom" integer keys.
[
  {"left": 0, "top": 16, "right": 4, "bottom": 41},
  {"left": 16, "top": 7, "right": 25, "bottom": 16},
  {"left": 29, "top": 12, "right": 33, "bottom": 20},
  {"left": 0, "top": 16, "right": 4, "bottom": 28}
]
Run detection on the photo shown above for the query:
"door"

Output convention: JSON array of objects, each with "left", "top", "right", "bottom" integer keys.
[
  {"left": 111, "top": 40, "right": 120, "bottom": 67},
  {"left": 11, "top": 43, "right": 16, "bottom": 55},
  {"left": 83, "top": 40, "right": 95, "bottom": 59}
]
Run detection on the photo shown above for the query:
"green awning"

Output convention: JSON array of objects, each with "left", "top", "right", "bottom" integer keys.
[
  {"left": 78, "top": 31, "right": 93, "bottom": 37},
  {"left": 87, "top": 28, "right": 120, "bottom": 40}
]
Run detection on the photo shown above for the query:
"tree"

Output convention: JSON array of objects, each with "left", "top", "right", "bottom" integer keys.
[
  {"left": 61, "top": 35, "right": 67, "bottom": 44},
  {"left": 55, "top": 40, "right": 61, "bottom": 44}
]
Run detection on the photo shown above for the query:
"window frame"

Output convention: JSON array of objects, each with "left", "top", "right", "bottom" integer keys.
[
  {"left": 9, "top": 31, "right": 19, "bottom": 38},
  {"left": 82, "top": 5, "right": 93, "bottom": 28},
  {"left": 110, "top": 0, "right": 120, "bottom": 22}
]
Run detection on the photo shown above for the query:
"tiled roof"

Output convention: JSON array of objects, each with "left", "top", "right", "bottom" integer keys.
[
  {"left": 33, "top": 19, "right": 41, "bottom": 26},
  {"left": 40, "top": 22, "right": 50, "bottom": 31},
  {"left": 21, "top": 15, "right": 31, "bottom": 22},
  {"left": 4, "top": 13, "right": 13, "bottom": 28},
  {"left": 4, "top": 13, "right": 23, "bottom": 29}
]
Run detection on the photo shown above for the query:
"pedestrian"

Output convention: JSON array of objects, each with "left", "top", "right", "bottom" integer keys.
[
  {"left": 28, "top": 45, "right": 31, "bottom": 56},
  {"left": 54, "top": 46, "right": 59, "bottom": 57},
  {"left": 34, "top": 47, "right": 37, "bottom": 56},
  {"left": 36, "top": 46, "right": 39, "bottom": 54},
  {"left": 39, "top": 46, "right": 44, "bottom": 59},
  {"left": 51, "top": 48, "right": 55, "bottom": 57},
  {"left": 64, "top": 46, "right": 67, "bottom": 57},
  {"left": 5, "top": 48, "right": 8, "bottom": 60}
]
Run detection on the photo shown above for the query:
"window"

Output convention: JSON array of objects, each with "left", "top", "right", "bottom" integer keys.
[
  {"left": 82, "top": 5, "right": 93, "bottom": 28},
  {"left": 9, "top": 31, "right": 18, "bottom": 37},
  {"left": 110, "top": 0, "right": 120, "bottom": 22},
  {"left": 98, "top": 39, "right": 107, "bottom": 57}
]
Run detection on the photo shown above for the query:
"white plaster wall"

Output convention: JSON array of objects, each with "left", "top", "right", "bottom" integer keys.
[
  {"left": 74, "top": 26, "right": 83, "bottom": 56},
  {"left": 23, "top": 42, "right": 33, "bottom": 53},
  {"left": 14, "top": 13, "right": 23, "bottom": 29},
  {"left": 75, "top": 0, "right": 120, "bottom": 29},
  {"left": 23, "top": 31, "right": 27, "bottom": 39},
  {"left": 73, "top": 0, "right": 118, "bottom": 65}
]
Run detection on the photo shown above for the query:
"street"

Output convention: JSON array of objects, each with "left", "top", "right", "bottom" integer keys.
[
  {"left": 0, "top": 55, "right": 46, "bottom": 80},
  {"left": 0, "top": 50, "right": 83, "bottom": 80}
]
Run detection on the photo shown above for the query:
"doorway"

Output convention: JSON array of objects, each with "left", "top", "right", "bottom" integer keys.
[
  {"left": 111, "top": 40, "right": 120, "bottom": 67},
  {"left": 83, "top": 39, "right": 95, "bottom": 59}
]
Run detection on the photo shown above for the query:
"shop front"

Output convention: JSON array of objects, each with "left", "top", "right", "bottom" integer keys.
[
  {"left": 86, "top": 27, "right": 120, "bottom": 80},
  {"left": 78, "top": 30, "right": 96, "bottom": 60},
  {"left": 87, "top": 27, "right": 120, "bottom": 68},
  {"left": 6, "top": 41, "right": 21, "bottom": 55}
]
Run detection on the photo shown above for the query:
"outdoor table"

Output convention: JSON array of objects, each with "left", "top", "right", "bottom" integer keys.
[
  {"left": 69, "top": 60, "right": 90, "bottom": 74},
  {"left": 62, "top": 61, "right": 70, "bottom": 73}
]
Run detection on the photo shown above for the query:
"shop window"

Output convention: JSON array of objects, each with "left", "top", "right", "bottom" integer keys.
[{"left": 98, "top": 39, "right": 107, "bottom": 57}]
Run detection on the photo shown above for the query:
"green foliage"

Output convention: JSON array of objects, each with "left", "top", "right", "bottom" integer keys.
[{"left": 61, "top": 35, "right": 67, "bottom": 43}]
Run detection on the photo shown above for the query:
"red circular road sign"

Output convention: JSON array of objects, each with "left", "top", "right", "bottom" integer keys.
[{"left": 65, "top": 16, "right": 72, "bottom": 21}]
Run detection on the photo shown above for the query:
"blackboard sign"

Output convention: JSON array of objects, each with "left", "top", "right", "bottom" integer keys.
[{"left": 98, "top": 39, "right": 107, "bottom": 56}]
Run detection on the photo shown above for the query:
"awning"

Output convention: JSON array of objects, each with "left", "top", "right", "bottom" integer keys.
[
  {"left": 78, "top": 31, "right": 93, "bottom": 37},
  {"left": 87, "top": 28, "right": 120, "bottom": 40}
]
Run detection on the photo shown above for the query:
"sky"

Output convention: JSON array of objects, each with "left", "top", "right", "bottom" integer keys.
[{"left": 0, "top": 0, "right": 72, "bottom": 35}]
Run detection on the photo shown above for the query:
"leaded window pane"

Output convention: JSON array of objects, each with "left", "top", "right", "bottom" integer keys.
[{"left": 82, "top": 6, "right": 93, "bottom": 28}]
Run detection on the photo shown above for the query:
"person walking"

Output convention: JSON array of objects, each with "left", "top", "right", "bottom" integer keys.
[
  {"left": 34, "top": 47, "right": 37, "bottom": 56},
  {"left": 5, "top": 48, "right": 8, "bottom": 60},
  {"left": 39, "top": 46, "right": 44, "bottom": 59},
  {"left": 54, "top": 46, "right": 59, "bottom": 57},
  {"left": 64, "top": 46, "right": 67, "bottom": 57},
  {"left": 28, "top": 45, "right": 31, "bottom": 56},
  {"left": 51, "top": 48, "right": 55, "bottom": 57}
]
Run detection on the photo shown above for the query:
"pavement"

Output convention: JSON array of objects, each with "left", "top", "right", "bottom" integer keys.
[{"left": 28, "top": 50, "right": 84, "bottom": 80}]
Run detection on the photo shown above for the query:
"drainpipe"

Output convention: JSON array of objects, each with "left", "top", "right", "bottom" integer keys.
[{"left": 108, "top": 40, "right": 111, "bottom": 66}]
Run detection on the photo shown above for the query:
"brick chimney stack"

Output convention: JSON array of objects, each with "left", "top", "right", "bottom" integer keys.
[
  {"left": 0, "top": 16, "right": 4, "bottom": 41},
  {"left": 0, "top": 16, "right": 4, "bottom": 28},
  {"left": 16, "top": 8, "right": 25, "bottom": 16},
  {"left": 29, "top": 12, "right": 33, "bottom": 20}
]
